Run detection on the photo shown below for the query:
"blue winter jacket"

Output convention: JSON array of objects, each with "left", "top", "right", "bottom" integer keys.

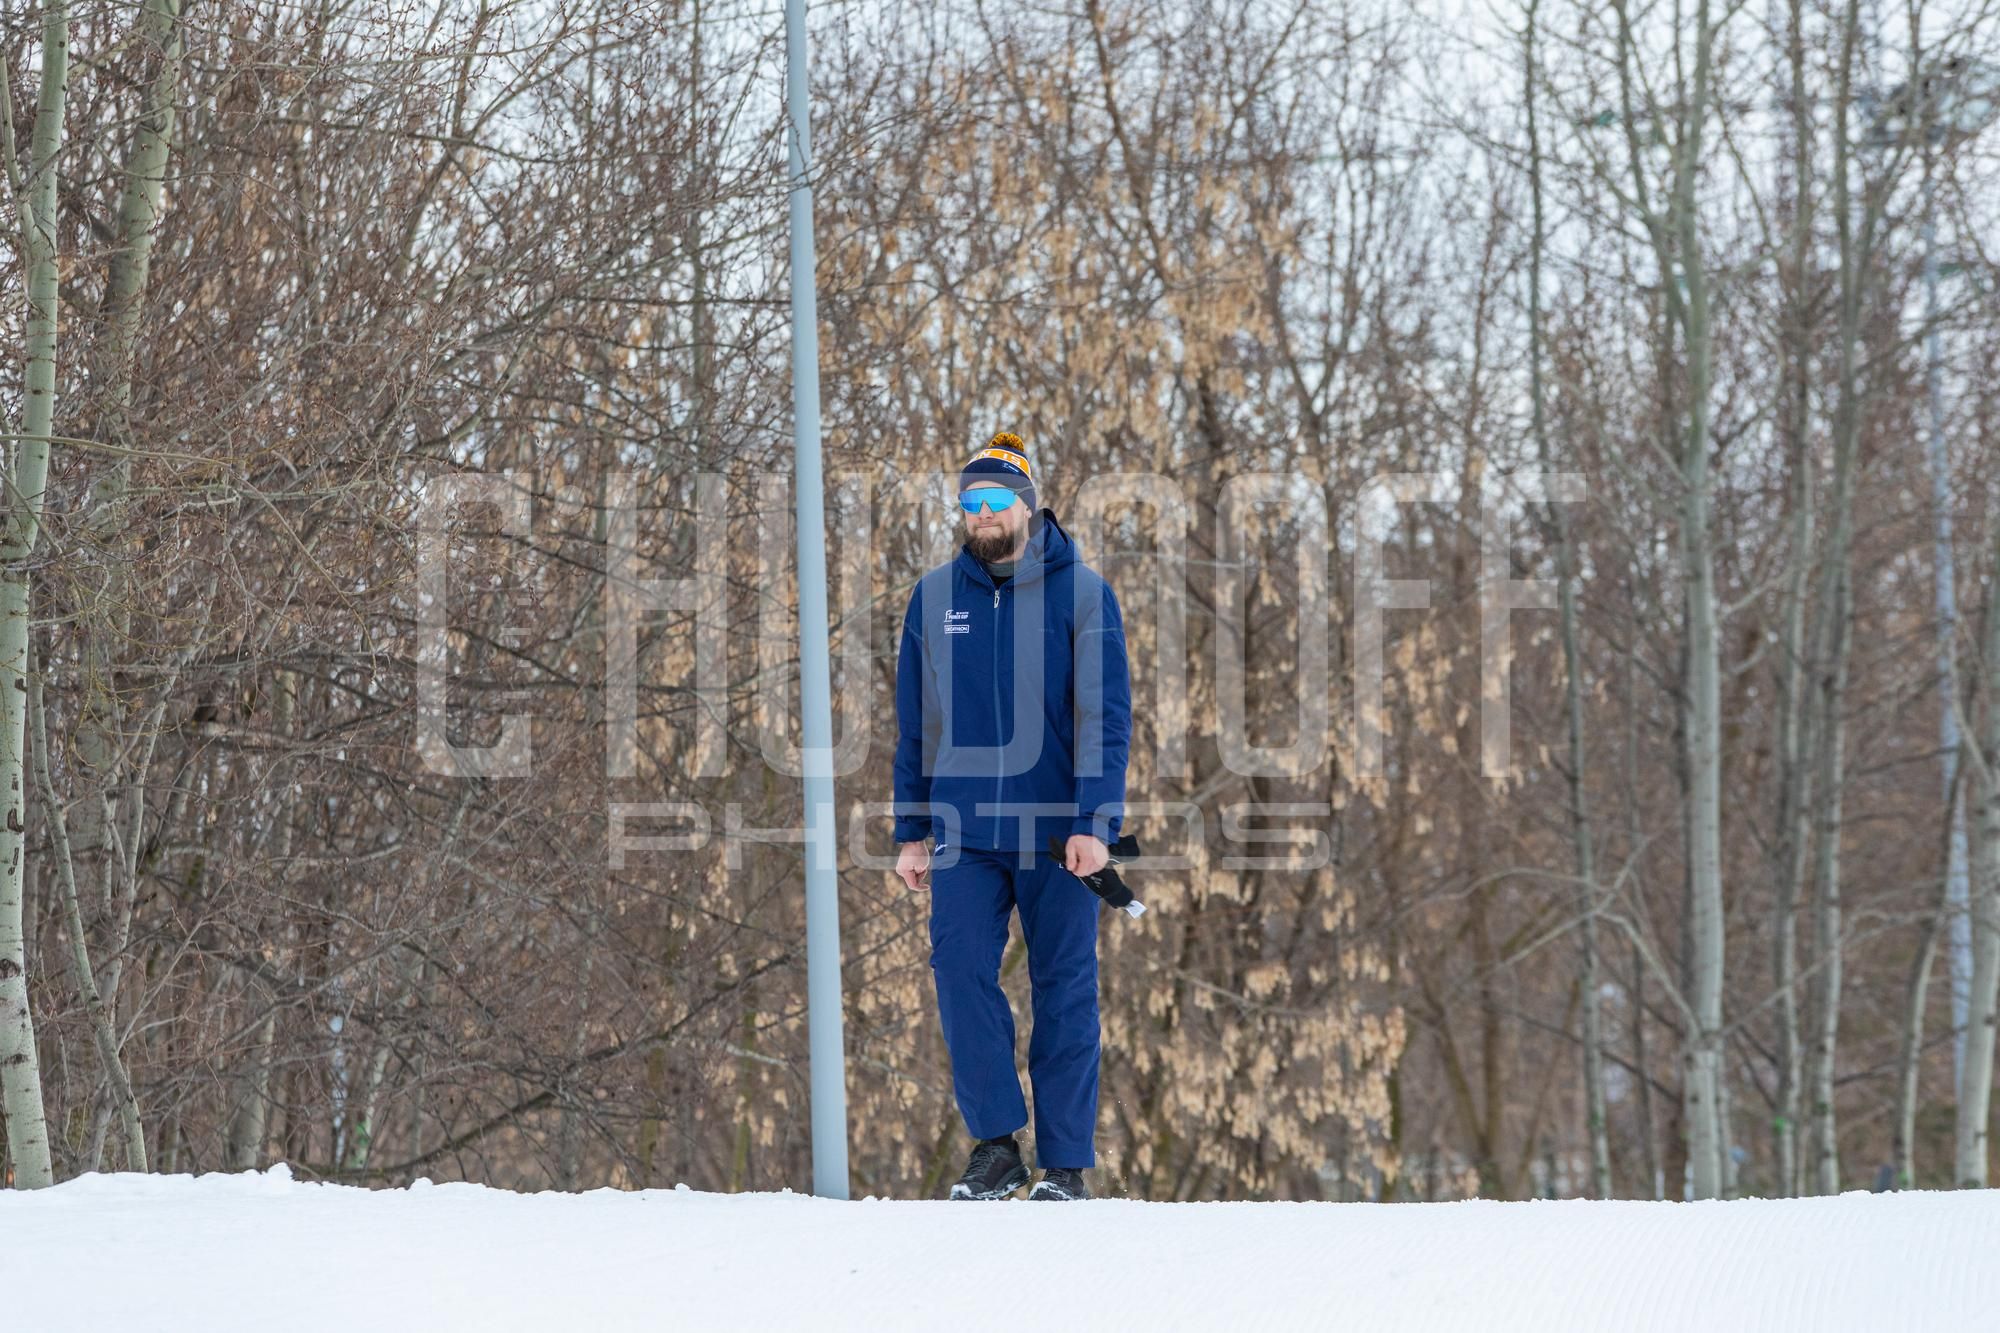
[{"left": 893, "top": 508, "right": 1133, "bottom": 855}]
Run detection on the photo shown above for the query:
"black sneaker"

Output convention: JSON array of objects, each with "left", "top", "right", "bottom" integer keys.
[
  {"left": 948, "top": 1135, "right": 1029, "bottom": 1200},
  {"left": 1028, "top": 1166, "right": 1090, "bottom": 1200}
]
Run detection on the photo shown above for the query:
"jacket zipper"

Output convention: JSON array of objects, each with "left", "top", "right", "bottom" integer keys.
[{"left": 991, "top": 576, "right": 1002, "bottom": 848}]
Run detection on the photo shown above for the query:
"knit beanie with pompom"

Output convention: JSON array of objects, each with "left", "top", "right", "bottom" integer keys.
[{"left": 959, "top": 432, "right": 1035, "bottom": 511}]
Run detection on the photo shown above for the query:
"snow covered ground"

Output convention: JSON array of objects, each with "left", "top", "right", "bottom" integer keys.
[{"left": 4, "top": 1166, "right": 1994, "bottom": 1330}]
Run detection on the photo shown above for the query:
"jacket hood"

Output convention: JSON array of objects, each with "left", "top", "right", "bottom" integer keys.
[{"left": 955, "top": 507, "right": 1075, "bottom": 591}]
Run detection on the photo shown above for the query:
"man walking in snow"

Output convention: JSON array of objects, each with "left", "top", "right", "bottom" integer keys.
[{"left": 892, "top": 432, "right": 1133, "bottom": 1201}]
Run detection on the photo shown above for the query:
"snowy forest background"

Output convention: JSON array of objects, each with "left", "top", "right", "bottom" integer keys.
[{"left": 3, "top": 0, "right": 2000, "bottom": 1204}]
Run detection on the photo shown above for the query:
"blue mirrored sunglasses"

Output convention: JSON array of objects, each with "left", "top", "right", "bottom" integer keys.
[{"left": 958, "top": 487, "right": 1021, "bottom": 514}]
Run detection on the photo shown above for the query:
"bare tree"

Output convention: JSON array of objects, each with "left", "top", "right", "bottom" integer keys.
[{"left": 0, "top": 0, "right": 70, "bottom": 1191}]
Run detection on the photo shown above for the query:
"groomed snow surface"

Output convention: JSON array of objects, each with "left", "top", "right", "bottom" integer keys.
[{"left": 4, "top": 1165, "right": 1994, "bottom": 1330}]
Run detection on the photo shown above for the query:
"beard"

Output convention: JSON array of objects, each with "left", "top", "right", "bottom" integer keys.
[{"left": 966, "top": 526, "right": 1018, "bottom": 563}]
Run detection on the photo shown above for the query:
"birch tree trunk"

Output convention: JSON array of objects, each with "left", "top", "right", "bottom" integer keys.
[
  {"left": 0, "top": 0, "right": 71, "bottom": 1192},
  {"left": 27, "top": 660, "right": 145, "bottom": 1169},
  {"left": 1610, "top": 0, "right": 1728, "bottom": 1197},
  {"left": 74, "top": 0, "right": 183, "bottom": 893},
  {"left": 1768, "top": 0, "right": 1815, "bottom": 1200},
  {"left": 227, "top": 1008, "right": 279, "bottom": 1171},
  {"left": 1672, "top": 5, "right": 1727, "bottom": 1202},
  {"left": 1620, "top": 606, "right": 1664, "bottom": 1198},
  {"left": 226, "top": 673, "right": 293, "bottom": 1171},
  {"left": 1896, "top": 874, "right": 1945, "bottom": 1188},
  {"left": 1803, "top": 0, "right": 1871, "bottom": 1196},
  {"left": 1803, "top": 473, "right": 1855, "bottom": 1198},
  {"left": 1525, "top": 0, "right": 1609, "bottom": 1198}
]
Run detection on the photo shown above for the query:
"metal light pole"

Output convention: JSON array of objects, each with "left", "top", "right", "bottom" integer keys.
[
  {"left": 1861, "top": 57, "right": 1997, "bottom": 1087},
  {"left": 784, "top": 0, "right": 850, "bottom": 1200},
  {"left": 1922, "top": 170, "right": 1973, "bottom": 1084}
]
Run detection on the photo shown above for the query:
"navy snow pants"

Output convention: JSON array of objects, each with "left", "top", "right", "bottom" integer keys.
[{"left": 928, "top": 844, "right": 1102, "bottom": 1169}]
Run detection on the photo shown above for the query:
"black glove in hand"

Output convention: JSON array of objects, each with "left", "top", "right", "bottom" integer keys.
[{"left": 1046, "top": 834, "right": 1146, "bottom": 917}]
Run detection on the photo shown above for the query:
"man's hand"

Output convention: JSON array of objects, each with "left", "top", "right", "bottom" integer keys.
[
  {"left": 1065, "top": 833, "right": 1109, "bottom": 878},
  {"left": 896, "top": 840, "right": 932, "bottom": 892}
]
